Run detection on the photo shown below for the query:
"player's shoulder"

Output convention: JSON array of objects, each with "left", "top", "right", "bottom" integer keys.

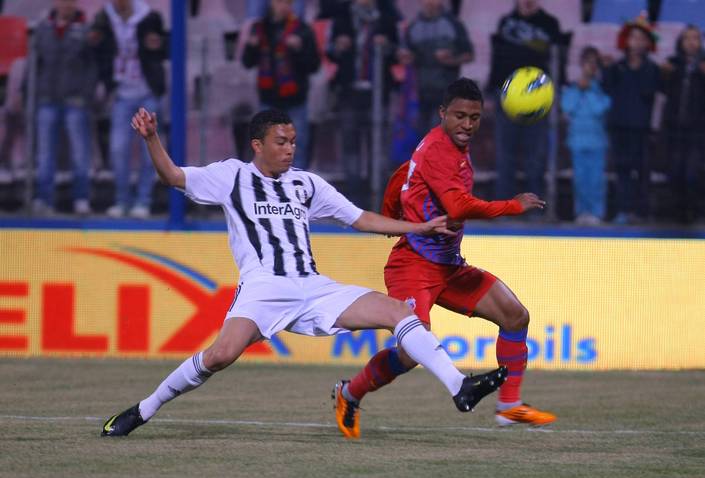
[
  {"left": 206, "top": 158, "right": 245, "bottom": 173},
  {"left": 417, "top": 128, "right": 457, "bottom": 157},
  {"left": 288, "top": 167, "right": 327, "bottom": 186},
  {"left": 390, "top": 161, "right": 410, "bottom": 180},
  {"left": 222, "top": 157, "right": 245, "bottom": 167}
]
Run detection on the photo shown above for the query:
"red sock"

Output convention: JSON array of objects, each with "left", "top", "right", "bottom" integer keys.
[
  {"left": 347, "top": 348, "right": 410, "bottom": 401},
  {"left": 496, "top": 328, "right": 528, "bottom": 404}
]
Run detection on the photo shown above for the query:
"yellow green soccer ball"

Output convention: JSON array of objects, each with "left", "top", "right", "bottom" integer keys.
[{"left": 500, "top": 67, "right": 554, "bottom": 123}]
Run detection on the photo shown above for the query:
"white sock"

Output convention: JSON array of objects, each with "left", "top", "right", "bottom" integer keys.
[
  {"left": 138, "top": 351, "right": 213, "bottom": 420},
  {"left": 394, "top": 315, "right": 465, "bottom": 396},
  {"left": 341, "top": 383, "right": 359, "bottom": 403},
  {"left": 496, "top": 400, "right": 522, "bottom": 411}
]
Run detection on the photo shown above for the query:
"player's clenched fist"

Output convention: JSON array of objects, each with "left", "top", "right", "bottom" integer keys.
[
  {"left": 514, "top": 193, "right": 546, "bottom": 212},
  {"left": 131, "top": 107, "right": 158, "bottom": 139}
]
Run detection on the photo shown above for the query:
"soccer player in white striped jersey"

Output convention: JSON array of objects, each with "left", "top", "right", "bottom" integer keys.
[{"left": 101, "top": 108, "right": 507, "bottom": 438}]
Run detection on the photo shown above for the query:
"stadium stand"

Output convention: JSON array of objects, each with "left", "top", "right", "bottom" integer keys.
[
  {"left": 460, "top": 0, "right": 514, "bottom": 33},
  {"left": 70, "top": 0, "right": 105, "bottom": 23},
  {"left": 591, "top": 0, "right": 648, "bottom": 23},
  {"left": 566, "top": 23, "right": 622, "bottom": 80},
  {"left": 652, "top": 21, "right": 687, "bottom": 63},
  {"left": 308, "top": 18, "right": 335, "bottom": 119},
  {"left": 223, "top": 0, "right": 247, "bottom": 20},
  {"left": 396, "top": 0, "right": 422, "bottom": 20},
  {"left": 658, "top": 0, "right": 705, "bottom": 30},
  {"left": 1, "top": 0, "right": 170, "bottom": 24},
  {"left": 459, "top": 0, "right": 513, "bottom": 88},
  {"left": 0, "top": 16, "right": 26, "bottom": 77},
  {"left": 1, "top": 0, "right": 48, "bottom": 23},
  {"left": 459, "top": 0, "right": 582, "bottom": 87},
  {"left": 542, "top": 0, "right": 583, "bottom": 32},
  {"left": 185, "top": 0, "right": 242, "bottom": 166}
]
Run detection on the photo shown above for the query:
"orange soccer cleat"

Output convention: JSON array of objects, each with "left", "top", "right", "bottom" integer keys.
[
  {"left": 495, "top": 403, "right": 556, "bottom": 427},
  {"left": 332, "top": 380, "right": 360, "bottom": 439}
]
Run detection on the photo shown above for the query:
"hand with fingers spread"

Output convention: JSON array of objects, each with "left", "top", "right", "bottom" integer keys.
[
  {"left": 514, "top": 193, "right": 546, "bottom": 213},
  {"left": 131, "top": 107, "right": 158, "bottom": 139},
  {"left": 413, "top": 215, "right": 459, "bottom": 237},
  {"left": 448, "top": 219, "right": 464, "bottom": 232},
  {"left": 129, "top": 107, "right": 184, "bottom": 188}
]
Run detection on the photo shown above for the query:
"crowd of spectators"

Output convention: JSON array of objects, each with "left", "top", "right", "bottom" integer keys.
[{"left": 0, "top": 0, "right": 703, "bottom": 225}]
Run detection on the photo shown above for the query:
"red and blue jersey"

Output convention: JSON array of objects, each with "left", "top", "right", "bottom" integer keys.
[{"left": 383, "top": 126, "right": 523, "bottom": 266}]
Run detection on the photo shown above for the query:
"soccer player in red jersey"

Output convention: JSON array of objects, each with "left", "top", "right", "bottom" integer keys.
[{"left": 333, "top": 78, "right": 556, "bottom": 438}]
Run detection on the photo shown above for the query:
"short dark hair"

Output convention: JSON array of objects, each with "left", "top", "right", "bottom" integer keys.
[
  {"left": 441, "top": 77, "right": 484, "bottom": 108},
  {"left": 249, "top": 109, "right": 293, "bottom": 141},
  {"left": 580, "top": 45, "right": 600, "bottom": 63}
]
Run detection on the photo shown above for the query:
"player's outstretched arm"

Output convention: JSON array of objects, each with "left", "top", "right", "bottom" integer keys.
[
  {"left": 352, "top": 211, "right": 457, "bottom": 237},
  {"left": 131, "top": 107, "right": 185, "bottom": 189},
  {"left": 513, "top": 193, "right": 546, "bottom": 213}
]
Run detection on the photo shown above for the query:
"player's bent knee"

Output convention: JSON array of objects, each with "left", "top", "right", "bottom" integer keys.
[
  {"left": 507, "top": 305, "right": 530, "bottom": 331},
  {"left": 391, "top": 298, "right": 416, "bottom": 321},
  {"left": 202, "top": 344, "right": 238, "bottom": 372},
  {"left": 380, "top": 298, "right": 415, "bottom": 330}
]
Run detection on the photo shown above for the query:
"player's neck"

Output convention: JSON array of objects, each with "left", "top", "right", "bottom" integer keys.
[
  {"left": 442, "top": 129, "right": 469, "bottom": 153},
  {"left": 252, "top": 158, "right": 284, "bottom": 179}
]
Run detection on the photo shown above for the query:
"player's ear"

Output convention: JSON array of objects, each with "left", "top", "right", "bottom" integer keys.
[
  {"left": 251, "top": 138, "right": 263, "bottom": 155},
  {"left": 438, "top": 105, "right": 446, "bottom": 121}
]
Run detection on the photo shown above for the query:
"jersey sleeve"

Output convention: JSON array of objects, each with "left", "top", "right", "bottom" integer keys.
[
  {"left": 181, "top": 160, "right": 237, "bottom": 206},
  {"left": 381, "top": 161, "right": 410, "bottom": 219},
  {"left": 419, "top": 143, "right": 523, "bottom": 220},
  {"left": 307, "top": 173, "right": 364, "bottom": 226}
]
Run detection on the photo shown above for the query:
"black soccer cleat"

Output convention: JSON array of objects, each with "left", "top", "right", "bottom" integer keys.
[
  {"left": 453, "top": 366, "right": 508, "bottom": 413},
  {"left": 101, "top": 404, "right": 147, "bottom": 437}
]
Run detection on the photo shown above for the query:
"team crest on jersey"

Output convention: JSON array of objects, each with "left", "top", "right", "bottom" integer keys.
[
  {"left": 404, "top": 296, "right": 417, "bottom": 311},
  {"left": 292, "top": 179, "right": 309, "bottom": 205}
]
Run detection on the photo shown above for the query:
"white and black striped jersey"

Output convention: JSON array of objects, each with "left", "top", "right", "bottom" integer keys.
[{"left": 181, "top": 159, "right": 363, "bottom": 279}]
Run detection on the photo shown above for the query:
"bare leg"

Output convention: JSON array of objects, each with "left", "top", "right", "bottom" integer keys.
[
  {"left": 102, "top": 318, "right": 264, "bottom": 436},
  {"left": 351, "top": 280, "right": 527, "bottom": 397},
  {"left": 475, "top": 280, "right": 530, "bottom": 407},
  {"left": 139, "top": 317, "right": 262, "bottom": 420},
  {"left": 203, "top": 317, "right": 264, "bottom": 370},
  {"left": 473, "top": 280, "right": 529, "bottom": 331},
  {"left": 332, "top": 292, "right": 508, "bottom": 438},
  {"left": 334, "top": 291, "right": 466, "bottom": 396}
]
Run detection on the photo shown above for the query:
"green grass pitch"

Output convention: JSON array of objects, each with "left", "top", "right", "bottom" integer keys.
[{"left": 1, "top": 358, "right": 703, "bottom": 477}]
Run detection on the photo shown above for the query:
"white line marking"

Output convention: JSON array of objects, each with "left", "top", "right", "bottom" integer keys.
[{"left": 1, "top": 414, "right": 704, "bottom": 436}]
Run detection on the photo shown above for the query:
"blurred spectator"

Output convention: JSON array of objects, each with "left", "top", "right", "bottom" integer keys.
[
  {"left": 399, "top": 0, "right": 473, "bottom": 131},
  {"left": 0, "top": 58, "right": 25, "bottom": 182},
  {"left": 326, "top": 0, "right": 398, "bottom": 208},
  {"left": 32, "top": 0, "right": 96, "bottom": 215},
  {"left": 561, "top": 46, "right": 611, "bottom": 225},
  {"left": 318, "top": 0, "right": 401, "bottom": 20},
  {"left": 247, "top": 0, "right": 306, "bottom": 19},
  {"left": 91, "top": 0, "right": 167, "bottom": 219},
  {"left": 660, "top": 25, "right": 705, "bottom": 224},
  {"left": 602, "top": 15, "right": 659, "bottom": 224},
  {"left": 243, "top": 0, "right": 320, "bottom": 169},
  {"left": 487, "top": 0, "right": 562, "bottom": 202}
]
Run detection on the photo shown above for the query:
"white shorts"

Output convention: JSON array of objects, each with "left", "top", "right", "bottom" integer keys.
[{"left": 225, "top": 274, "right": 372, "bottom": 338}]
